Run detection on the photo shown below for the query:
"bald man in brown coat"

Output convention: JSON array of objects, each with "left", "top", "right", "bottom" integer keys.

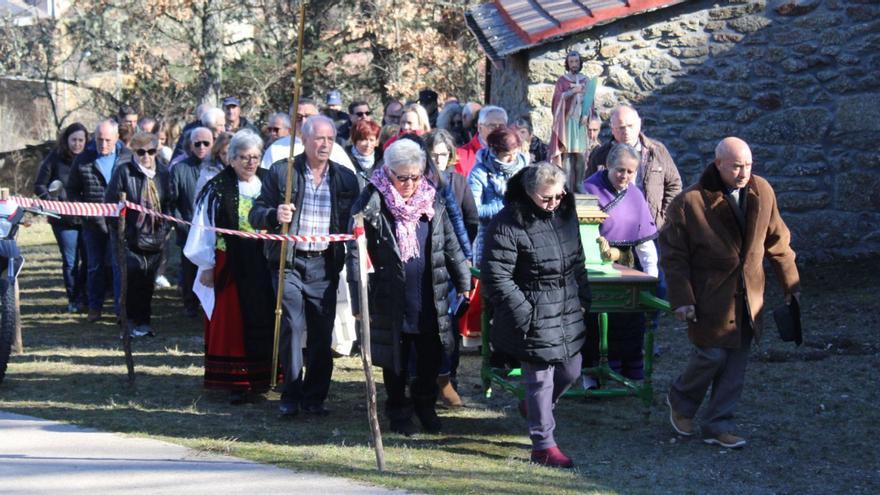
[{"left": 659, "top": 137, "right": 801, "bottom": 449}]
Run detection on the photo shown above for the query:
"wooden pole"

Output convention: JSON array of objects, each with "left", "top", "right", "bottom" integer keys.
[
  {"left": 117, "top": 193, "right": 135, "bottom": 383},
  {"left": 270, "top": 0, "right": 308, "bottom": 390},
  {"left": 354, "top": 214, "right": 385, "bottom": 472}
]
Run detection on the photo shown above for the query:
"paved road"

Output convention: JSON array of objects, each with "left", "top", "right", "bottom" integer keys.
[{"left": 0, "top": 411, "right": 406, "bottom": 495}]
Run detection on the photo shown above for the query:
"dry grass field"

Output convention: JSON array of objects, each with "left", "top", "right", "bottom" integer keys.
[{"left": 1, "top": 222, "right": 878, "bottom": 494}]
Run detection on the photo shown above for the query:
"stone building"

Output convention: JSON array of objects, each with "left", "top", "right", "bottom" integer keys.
[{"left": 466, "top": 0, "right": 880, "bottom": 261}]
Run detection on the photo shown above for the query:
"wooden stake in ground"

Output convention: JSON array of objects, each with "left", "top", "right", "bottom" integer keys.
[
  {"left": 269, "top": 0, "right": 308, "bottom": 390},
  {"left": 117, "top": 193, "right": 135, "bottom": 383},
  {"left": 353, "top": 214, "right": 385, "bottom": 472}
]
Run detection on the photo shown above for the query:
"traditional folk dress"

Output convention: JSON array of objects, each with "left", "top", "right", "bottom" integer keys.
[
  {"left": 582, "top": 170, "right": 659, "bottom": 380},
  {"left": 184, "top": 167, "right": 275, "bottom": 392}
]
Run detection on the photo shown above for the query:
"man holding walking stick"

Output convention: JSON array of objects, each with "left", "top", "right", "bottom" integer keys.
[{"left": 249, "top": 115, "right": 359, "bottom": 418}]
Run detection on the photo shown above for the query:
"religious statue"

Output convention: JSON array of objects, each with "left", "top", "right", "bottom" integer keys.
[{"left": 549, "top": 51, "right": 597, "bottom": 193}]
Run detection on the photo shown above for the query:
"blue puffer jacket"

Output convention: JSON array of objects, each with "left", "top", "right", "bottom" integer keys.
[{"left": 467, "top": 148, "right": 527, "bottom": 265}]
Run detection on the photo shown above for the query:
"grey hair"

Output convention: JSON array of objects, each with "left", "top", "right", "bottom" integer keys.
[
  {"left": 95, "top": 119, "right": 118, "bottom": 135},
  {"left": 190, "top": 126, "right": 213, "bottom": 140},
  {"left": 606, "top": 143, "right": 640, "bottom": 168},
  {"left": 200, "top": 107, "right": 225, "bottom": 127},
  {"left": 478, "top": 105, "right": 508, "bottom": 125},
  {"left": 384, "top": 138, "right": 426, "bottom": 174},
  {"left": 269, "top": 112, "right": 291, "bottom": 129},
  {"left": 301, "top": 114, "right": 337, "bottom": 139},
  {"left": 227, "top": 129, "right": 264, "bottom": 163},
  {"left": 462, "top": 102, "right": 481, "bottom": 122},
  {"left": 436, "top": 101, "right": 463, "bottom": 131},
  {"left": 523, "top": 162, "right": 566, "bottom": 195}
]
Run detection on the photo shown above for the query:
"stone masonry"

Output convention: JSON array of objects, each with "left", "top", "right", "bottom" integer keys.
[{"left": 489, "top": 0, "right": 880, "bottom": 261}]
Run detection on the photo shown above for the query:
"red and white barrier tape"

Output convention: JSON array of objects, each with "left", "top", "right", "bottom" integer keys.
[{"left": 11, "top": 196, "right": 357, "bottom": 243}]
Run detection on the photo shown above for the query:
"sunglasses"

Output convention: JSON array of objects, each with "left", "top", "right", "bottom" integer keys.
[
  {"left": 135, "top": 148, "right": 158, "bottom": 157},
  {"left": 355, "top": 111, "right": 372, "bottom": 117},
  {"left": 393, "top": 174, "right": 422, "bottom": 184},
  {"left": 537, "top": 192, "right": 566, "bottom": 203},
  {"left": 267, "top": 126, "right": 286, "bottom": 133},
  {"left": 193, "top": 141, "right": 211, "bottom": 148}
]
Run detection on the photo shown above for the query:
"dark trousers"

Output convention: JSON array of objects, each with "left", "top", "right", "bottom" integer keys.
[
  {"left": 522, "top": 353, "right": 582, "bottom": 450},
  {"left": 82, "top": 227, "right": 120, "bottom": 314},
  {"left": 668, "top": 326, "right": 753, "bottom": 436},
  {"left": 126, "top": 250, "right": 162, "bottom": 325},
  {"left": 273, "top": 255, "right": 338, "bottom": 408},
  {"left": 179, "top": 246, "right": 198, "bottom": 312},
  {"left": 51, "top": 224, "right": 86, "bottom": 305},
  {"left": 384, "top": 331, "right": 443, "bottom": 409}
]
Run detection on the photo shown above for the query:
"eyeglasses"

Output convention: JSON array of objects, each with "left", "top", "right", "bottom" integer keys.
[
  {"left": 135, "top": 148, "right": 158, "bottom": 157},
  {"left": 355, "top": 111, "right": 372, "bottom": 117},
  {"left": 482, "top": 122, "right": 506, "bottom": 131},
  {"left": 267, "top": 126, "right": 286, "bottom": 133},
  {"left": 296, "top": 113, "right": 315, "bottom": 122},
  {"left": 430, "top": 152, "right": 449, "bottom": 161},
  {"left": 237, "top": 155, "right": 261, "bottom": 163},
  {"left": 193, "top": 141, "right": 211, "bottom": 148},
  {"left": 537, "top": 192, "right": 566, "bottom": 203},
  {"left": 393, "top": 174, "right": 422, "bottom": 184}
]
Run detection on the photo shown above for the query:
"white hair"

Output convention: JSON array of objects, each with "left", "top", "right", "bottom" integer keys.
[
  {"left": 95, "top": 119, "right": 118, "bottom": 135},
  {"left": 200, "top": 108, "right": 225, "bottom": 127},
  {"left": 301, "top": 115, "right": 337, "bottom": 139},
  {"left": 384, "top": 139, "right": 426, "bottom": 174},
  {"left": 269, "top": 112, "right": 291, "bottom": 129},
  {"left": 227, "top": 130, "right": 264, "bottom": 163},
  {"left": 478, "top": 105, "right": 508, "bottom": 125}
]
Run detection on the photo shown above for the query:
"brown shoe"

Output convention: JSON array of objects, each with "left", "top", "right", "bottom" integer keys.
[
  {"left": 87, "top": 309, "right": 101, "bottom": 322},
  {"left": 666, "top": 394, "right": 695, "bottom": 436},
  {"left": 437, "top": 375, "right": 463, "bottom": 408},
  {"left": 703, "top": 432, "right": 747, "bottom": 449}
]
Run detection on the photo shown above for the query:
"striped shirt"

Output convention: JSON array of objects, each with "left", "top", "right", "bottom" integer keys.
[{"left": 296, "top": 167, "right": 331, "bottom": 251}]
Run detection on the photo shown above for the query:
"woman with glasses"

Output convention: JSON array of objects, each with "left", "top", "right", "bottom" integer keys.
[
  {"left": 104, "top": 132, "right": 172, "bottom": 337},
  {"left": 185, "top": 130, "right": 275, "bottom": 405},
  {"left": 581, "top": 143, "right": 658, "bottom": 382},
  {"left": 34, "top": 122, "right": 90, "bottom": 313},
  {"left": 347, "top": 138, "right": 471, "bottom": 436},
  {"left": 480, "top": 162, "right": 591, "bottom": 468}
]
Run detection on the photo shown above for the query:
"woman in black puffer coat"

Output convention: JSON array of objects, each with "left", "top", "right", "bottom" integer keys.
[
  {"left": 347, "top": 138, "right": 471, "bottom": 436},
  {"left": 480, "top": 162, "right": 590, "bottom": 469}
]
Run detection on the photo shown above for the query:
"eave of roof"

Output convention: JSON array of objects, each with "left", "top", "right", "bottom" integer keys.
[{"left": 466, "top": 0, "right": 689, "bottom": 61}]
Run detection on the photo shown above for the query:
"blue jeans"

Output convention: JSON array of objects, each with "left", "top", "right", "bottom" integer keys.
[
  {"left": 82, "top": 227, "right": 121, "bottom": 314},
  {"left": 51, "top": 224, "right": 86, "bottom": 305}
]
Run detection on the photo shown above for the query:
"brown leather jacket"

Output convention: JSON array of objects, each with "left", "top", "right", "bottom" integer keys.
[
  {"left": 587, "top": 134, "right": 682, "bottom": 229},
  {"left": 659, "top": 164, "right": 801, "bottom": 348}
]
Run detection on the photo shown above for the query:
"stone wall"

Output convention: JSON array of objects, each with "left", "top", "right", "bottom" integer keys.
[{"left": 489, "top": 0, "right": 880, "bottom": 261}]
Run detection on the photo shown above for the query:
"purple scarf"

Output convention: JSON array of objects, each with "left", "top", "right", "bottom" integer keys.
[
  {"left": 370, "top": 167, "right": 436, "bottom": 262},
  {"left": 582, "top": 170, "right": 657, "bottom": 246}
]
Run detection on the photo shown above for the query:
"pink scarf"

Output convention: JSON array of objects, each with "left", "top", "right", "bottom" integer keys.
[{"left": 370, "top": 167, "right": 435, "bottom": 262}]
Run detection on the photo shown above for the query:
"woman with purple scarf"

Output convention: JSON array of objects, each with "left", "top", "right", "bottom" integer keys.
[
  {"left": 582, "top": 143, "right": 659, "bottom": 381},
  {"left": 347, "top": 139, "right": 472, "bottom": 436}
]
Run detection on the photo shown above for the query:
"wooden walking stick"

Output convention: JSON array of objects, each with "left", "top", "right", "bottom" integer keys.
[
  {"left": 117, "top": 193, "right": 135, "bottom": 383},
  {"left": 353, "top": 214, "right": 385, "bottom": 472},
  {"left": 270, "top": 0, "right": 308, "bottom": 389}
]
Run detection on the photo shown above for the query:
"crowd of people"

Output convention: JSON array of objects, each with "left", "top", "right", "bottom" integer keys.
[{"left": 32, "top": 81, "right": 800, "bottom": 469}]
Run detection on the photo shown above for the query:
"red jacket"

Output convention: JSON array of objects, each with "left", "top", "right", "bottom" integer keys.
[{"left": 455, "top": 134, "right": 483, "bottom": 176}]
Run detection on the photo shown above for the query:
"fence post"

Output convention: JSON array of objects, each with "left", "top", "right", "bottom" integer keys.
[
  {"left": 354, "top": 214, "right": 385, "bottom": 472},
  {"left": 117, "top": 193, "right": 135, "bottom": 383}
]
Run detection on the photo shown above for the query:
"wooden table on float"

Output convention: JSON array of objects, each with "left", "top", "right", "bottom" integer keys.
[{"left": 475, "top": 264, "right": 671, "bottom": 408}]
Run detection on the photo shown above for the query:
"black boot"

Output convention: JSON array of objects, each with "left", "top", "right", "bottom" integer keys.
[
  {"left": 386, "top": 402, "right": 418, "bottom": 437},
  {"left": 413, "top": 394, "right": 442, "bottom": 433}
]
